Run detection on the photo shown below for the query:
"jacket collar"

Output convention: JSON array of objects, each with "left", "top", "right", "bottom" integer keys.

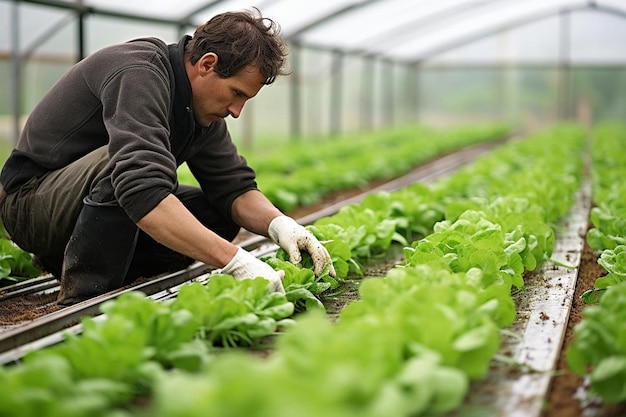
[{"left": 168, "top": 35, "right": 195, "bottom": 130}]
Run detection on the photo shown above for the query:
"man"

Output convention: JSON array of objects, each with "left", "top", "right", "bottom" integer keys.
[{"left": 0, "top": 9, "right": 335, "bottom": 305}]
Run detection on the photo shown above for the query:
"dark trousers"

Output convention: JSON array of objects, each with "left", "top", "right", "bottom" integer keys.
[{"left": 0, "top": 146, "right": 240, "bottom": 281}]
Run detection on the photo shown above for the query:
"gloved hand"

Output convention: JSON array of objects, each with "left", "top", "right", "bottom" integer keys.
[
  {"left": 219, "top": 247, "right": 285, "bottom": 293},
  {"left": 269, "top": 216, "right": 336, "bottom": 278}
]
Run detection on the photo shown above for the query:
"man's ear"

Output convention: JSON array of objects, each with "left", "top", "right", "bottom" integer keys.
[{"left": 198, "top": 52, "right": 218, "bottom": 75}]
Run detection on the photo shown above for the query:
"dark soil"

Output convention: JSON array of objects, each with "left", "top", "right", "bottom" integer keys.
[
  {"left": 542, "top": 238, "right": 626, "bottom": 417},
  {"left": 0, "top": 291, "right": 60, "bottom": 325}
]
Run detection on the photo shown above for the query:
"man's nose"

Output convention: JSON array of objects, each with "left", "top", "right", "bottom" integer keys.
[{"left": 228, "top": 101, "right": 245, "bottom": 118}]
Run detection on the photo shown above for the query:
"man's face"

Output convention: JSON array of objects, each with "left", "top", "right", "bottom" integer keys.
[{"left": 188, "top": 53, "right": 265, "bottom": 126}]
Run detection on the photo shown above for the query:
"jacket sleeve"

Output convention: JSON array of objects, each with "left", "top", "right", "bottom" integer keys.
[
  {"left": 185, "top": 120, "right": 258, "bottom": 221},
  {"left": 98, "top": 59, "right": 178, "bottom": 222}
]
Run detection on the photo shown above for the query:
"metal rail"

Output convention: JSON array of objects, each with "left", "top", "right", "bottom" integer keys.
[
  {"left": 0, "top": 139, "right": 504, "bottom": 363},
  {"left": 450, "top": 175, "right": 592, "bottom": 417},
  {"left": 0, "top": 275, "right": 58, "bottom": 302}
]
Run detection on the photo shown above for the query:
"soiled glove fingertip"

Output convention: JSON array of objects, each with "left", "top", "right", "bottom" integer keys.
[
  {"left": 288, "top": 252, "right": 302, "bottom": 265},
  {"left": 313, "top": 262, "right": 335, "bottom": 278},
  {"left": 329, "top": 266, "right": 337, "bottom": 278},
  {"left": 272, "top": 283, "right": 285, "bottom": 294},
  {"left": 274, "top": 269, "right": 286, "bottom": 293}
]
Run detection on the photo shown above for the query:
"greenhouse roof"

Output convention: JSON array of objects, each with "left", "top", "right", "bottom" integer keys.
[{"left": 5, "top": 0, "right": 626, "bottom": 64}]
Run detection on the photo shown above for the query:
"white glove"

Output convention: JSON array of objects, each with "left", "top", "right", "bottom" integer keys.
[
  {"left": 268, "top": 216, "right": 336, "bottom": 278},
  {"left": 218, "top": 247, "right": 285, "bottom": 293}
]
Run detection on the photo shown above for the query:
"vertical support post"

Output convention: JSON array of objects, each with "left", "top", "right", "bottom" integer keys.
[
  {"left": 329, "top": 49, "right": 343, "bottom": 137},
  {"left": 558, "top": 10, "right": 571, "bottom": 120},
  {"left": 289, "top": 42, "right": 301, "bottom": 141},
  {"left": 360, "top": 55, "right": 375, "bottom": 132},
  {"left": 241, "top": 101, "right": 253, "bottom": 150},
  {"left": 403, "top": 64, "right": 417, "bottom": 125},
  {"left": 10, "top": 0, "right": 21, "bottom": 145},
  {"left": 77, "top": 9, "right": 86, "bottom": 61},
  {"left": 382, "top": 58, "right": 394, "bottom": 128},
  {"left": 413, "top": 62, "right": 422, "bottom": 125}
]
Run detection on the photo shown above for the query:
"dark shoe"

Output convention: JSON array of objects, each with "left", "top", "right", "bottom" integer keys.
[{"left": 57, "top": 197, "right": 139, "bottom": 305}]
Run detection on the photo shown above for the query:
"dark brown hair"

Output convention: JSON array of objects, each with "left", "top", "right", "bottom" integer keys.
[{"left": 185, "top": 8, "right": 289, "bottom": 85}]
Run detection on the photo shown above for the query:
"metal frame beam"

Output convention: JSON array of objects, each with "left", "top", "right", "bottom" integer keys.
[{"left": 15, "top": 0, "right": 189, "bottom": 25}]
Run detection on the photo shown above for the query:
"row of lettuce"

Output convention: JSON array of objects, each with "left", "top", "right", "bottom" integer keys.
[
  {"left": 178, "top": 123, "right": 510, "bottom": 212},
  {"left": 0, "top": 224, "right": 41, "bottom": 284},
  {"left": 0, "top": 123, "right": 508, "bottom": 285},
  {"left": 0, "top": 122, "right": 591, "bottom": 416},
  {"left": 566, "top": 123, "right": 626, "bottom": 403}
]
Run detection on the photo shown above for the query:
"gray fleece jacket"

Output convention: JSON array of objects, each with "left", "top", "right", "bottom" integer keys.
[{"left": 0, "top": 35, "right": 257, "bottom": 223}]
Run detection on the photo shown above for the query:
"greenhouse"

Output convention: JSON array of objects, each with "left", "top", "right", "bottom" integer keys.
[
  {"left": 3, "top": 0, "right": 626, "bottom": 144},
  {"left": 0, "top": 1, "right": 625, "bottom": 417}
]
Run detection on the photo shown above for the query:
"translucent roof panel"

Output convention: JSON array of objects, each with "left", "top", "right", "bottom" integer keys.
[
  {"left": 384, "top": 0, "right": 580, "bottom": 62},
  {"left": 288, "top": 0, "right": 476, "bottom": 51},
  {"left": 189, "top": 0, "right": 371, "bottom": 32},
  {"left": 570, "top": 10, "right": 626, "bottom": 63},
  {"left": 292, "top": 0, "right": 626, "bottom": 63},
  {"left": 4, "top": 0, "right": 626, "bottom": 64},
  {"left": 429, "top": 15, "right": 562, "bottom": 64},
  {"left": 50, "top": 0, "right": 213, "bottom": 21}
]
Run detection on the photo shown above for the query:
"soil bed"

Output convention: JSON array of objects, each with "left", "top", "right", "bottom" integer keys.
[
  {"left": 542, "top": 237, "right": 626, "bottom": 417},
  {"left": 0, "top": 291, "right": 59, "bottom": 325}
]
